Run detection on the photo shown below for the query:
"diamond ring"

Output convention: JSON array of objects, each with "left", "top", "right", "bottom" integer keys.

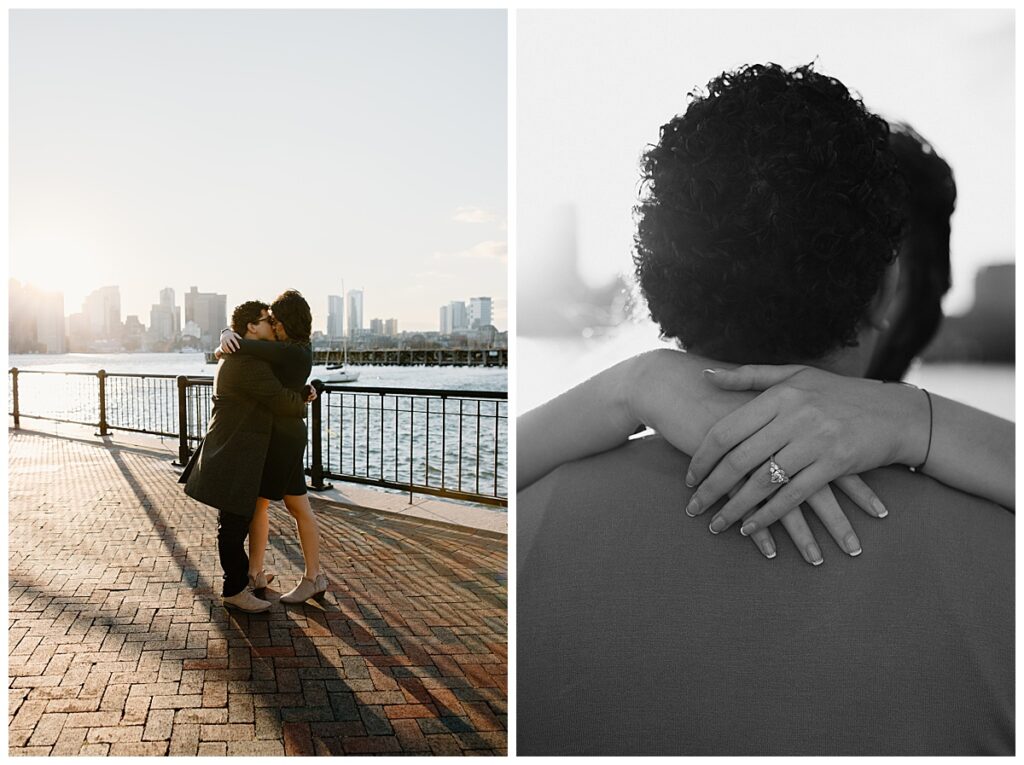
[{"left": 768, "top": 454, "right": 790, "bottom": 485}]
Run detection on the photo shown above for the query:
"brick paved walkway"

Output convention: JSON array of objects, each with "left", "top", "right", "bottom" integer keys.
[{"left": 9, "top": 430, "right": 507, "bottom": 756}]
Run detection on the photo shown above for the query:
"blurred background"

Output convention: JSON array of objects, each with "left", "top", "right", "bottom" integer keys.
[{"left": 517, "top": 9, "right": 1013, "bottom": 419}]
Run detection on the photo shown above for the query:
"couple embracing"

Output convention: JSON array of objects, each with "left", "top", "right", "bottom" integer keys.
[{"left": 180, "top": 289, "right": 328, "bottom": 613}]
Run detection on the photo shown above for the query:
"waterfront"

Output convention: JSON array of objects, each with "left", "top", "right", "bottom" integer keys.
[
  {"left": 9, "top": 354, "right": 508, "bottom": 506},
  {"left": 9, "top": 353, "right": 508, "bottom": 393}
]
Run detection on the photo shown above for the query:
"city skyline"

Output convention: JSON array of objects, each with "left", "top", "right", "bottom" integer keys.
[
  {"left": 10, "top": 278, "right": 502, "bottom": 353},
  {"left": 10, "top": 10, "right": 507, "bottom": 333}
]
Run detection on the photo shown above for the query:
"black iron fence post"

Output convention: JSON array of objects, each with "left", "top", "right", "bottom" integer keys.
[
  {"left": 10, "top": 368, "right": 20, "bottom": 428},
  {"left": 174, "top": 376, "right": 191, "bottom": 467},
  {"left": 96, "top": 370, "right": 109, "bottom": 436},
  {"left": 308, "top": 380, "right": 331, "bottom": 491}
]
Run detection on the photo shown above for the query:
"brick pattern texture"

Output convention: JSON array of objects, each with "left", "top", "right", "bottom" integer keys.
[{"left": 9, "top": 431, "right": 507, "bottom": 755}]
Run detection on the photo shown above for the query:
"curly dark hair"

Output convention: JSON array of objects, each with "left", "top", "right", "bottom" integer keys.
[
  {"left": 633, "top": 63, "right": 908, "bottom": 363},
  {"left": 866, "top": 123, "right": 955, "bottom": 381},
  {"left": 270, "top": 289, "right": 312, "bottom": 344},
  {"left": 231, "top": 300, "right": 269, "bottom": 335}
]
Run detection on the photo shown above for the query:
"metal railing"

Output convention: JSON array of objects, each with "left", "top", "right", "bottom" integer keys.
[
  {"left": 8, "top": 368, "right": 507, "bottom": 507},
  {"left": 310, "top": 385, "right": 507, "bottom": 506}
]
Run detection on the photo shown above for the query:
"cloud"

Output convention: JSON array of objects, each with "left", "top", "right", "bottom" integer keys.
[
  {"left": 432, "top": 240, "right": 507, "bottom": 264},
  {"left": 453, "top": 206, "right": 498, "bottom": 224}
]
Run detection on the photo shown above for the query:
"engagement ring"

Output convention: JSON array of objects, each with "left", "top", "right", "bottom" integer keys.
[{"left": 768, "top": 454, "right": 790, "bottom": 485}]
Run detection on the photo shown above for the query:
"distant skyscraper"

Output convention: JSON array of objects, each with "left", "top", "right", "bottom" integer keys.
[
  {"left": 469, "top": 296, "right": 493, "bottom": 329},
  {"left": 83, "top": 286, "right": 122, "bottom": 340},
  {"left": 347, "top": 289, "right": 364, "bottom": 337},
  {"left": 184, "top": 286, "right": 227, "bottom": 348},
  {"left": 369, "top": 318, "right": 384, "bottom": 335},
  {"left": 439, "top": 305, "right": 451, "bottom": 335},
  {"left": 150, "top": 286, "right": 181, "bottom": 343},
  {"left": 384, "top": 318, "right": 398, "bottom": 337},
  {"left": 149, "top": 304, "right": 175, "bottom": 343},
  {"left": 327, "top": 294, "right": 344, "bottom": 339},
  {"left": 35, "top": 290, "right": 65, "bottom": 353},
  {"left": 449, "top": 300, "right": 468, "bottom": 331},
  {"left": 8, "top": 280, "right": 65, "bottom": 353},
  {"left": 159, "top": 287, "right": 181, "bottom": 334}
]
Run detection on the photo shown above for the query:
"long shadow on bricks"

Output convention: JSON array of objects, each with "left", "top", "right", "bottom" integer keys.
[{"left": 9, "top": 431, "right": 506, "bottom": 756}]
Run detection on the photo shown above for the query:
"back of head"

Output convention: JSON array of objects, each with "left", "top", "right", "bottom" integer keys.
[
  {"left": 271, "top": 289, "right": 312, "bottom": 344},
  {"left": 634, "top": 63, "right": 908, "bottom": 364},
  {"left": 518, "top": 436, "right": 1013, "bottom": 755}
]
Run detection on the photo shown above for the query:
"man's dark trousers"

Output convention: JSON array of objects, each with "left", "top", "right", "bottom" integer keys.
[{"left": 217, "top": 511, "right": 250, "bottom": 597}]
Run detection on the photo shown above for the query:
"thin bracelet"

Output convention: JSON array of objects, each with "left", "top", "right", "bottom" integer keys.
[
  {"left": 889, "top": 381, "right": 933, "bottom": 472},
  {"left": 912, "top": 388, "right": 934, "bottom": 473}
]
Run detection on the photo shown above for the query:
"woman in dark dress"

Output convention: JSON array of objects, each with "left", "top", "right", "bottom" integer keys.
[{"left": 220, "top": 290, "right": 328, "bottom": 603}]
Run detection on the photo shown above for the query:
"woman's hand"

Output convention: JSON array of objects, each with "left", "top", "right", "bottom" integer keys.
[
  {"left": 683, "top": 364, "right": 926, "bottom": 538},
  {"left": 744, "top": 482, "right": 875, "bottom": 561},
  {"left": 303, "top": 383, "right": 317, "bottom": 403},
  {"left": 220, "top": 329, "right": 241, "bottom": 354}
]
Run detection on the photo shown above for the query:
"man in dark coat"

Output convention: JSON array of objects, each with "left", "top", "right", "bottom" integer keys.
[{"left": 180, "top": 300, "right": 308, "bottom": 612}]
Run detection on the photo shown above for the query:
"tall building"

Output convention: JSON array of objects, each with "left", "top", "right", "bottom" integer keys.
[
  {"left": 450, "top": 300, "right": 468, "bottom": 331},
  {"left": 150, "top": 287, "right": 181, "bottom": 343},
  {"left": 347, "top": 289, "right": 364, "bottom": 338},
  {"left": 369, "top": 318, "right": 384, "bottom": 335},
  {"left": 327, "top": 294, "right": 344, "bottom": 339},
  {"left": 384, "top": 318, "right": 398, "bottom": 337},
  {"left": 184, "top": 286, "right": 227, "bottom": 348},
  {"left": 36, "top": 290, "right": 66, "bottom": 353},
  {"left": 439, "top": 305, "right": 451, "bottom": 335},
  {"left": 469, "top": 296, "right": 493, "bottom": 329},
  {"left": 159, "top": 287, "right": 181, "bottom": 334},
  {"left": 8, "top": 280, "right": 65, "bottom": 353},
  {"left": 83, "top": 286, "right": 122, "bottom": 340}
]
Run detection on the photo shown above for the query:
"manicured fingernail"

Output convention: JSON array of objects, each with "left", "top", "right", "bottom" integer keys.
[
  {"left": 844, "top": 532, "right": 862, "bottom": 556},
  {"left": 740, "top": 522, "right": 757, "bottom": 536},
  {"left": 806, "top": 543, "right": 823, "bottom": 566},
  {"left": 685, "top": 497, "right": 700, "bottom": 517},
  {"left": 761, "top": 539, "right": 776, "bottom": 559},
  {"left": 871, "top": 498, "right": 888, "bottom": 518},
  {"left": 685, "top": 470, "right": 695, "bottom": 487},
  {"left": 701, "top": 368, "right": 718, "bottom": 377},
  {"left": 708, "top": 516, "right": 727, "bottom": 534}
]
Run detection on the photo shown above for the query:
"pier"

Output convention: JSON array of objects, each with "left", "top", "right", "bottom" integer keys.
[
  {"left": 9, "top": 425, "right": 507, "bottom": 755},
  {"left": 204, "top": 348, "right": 508, "bottom": 367}
]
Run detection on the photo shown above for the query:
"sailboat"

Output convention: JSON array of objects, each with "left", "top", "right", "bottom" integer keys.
[{"left": 322, "top": 341, "right": 360, "bottom": 384}]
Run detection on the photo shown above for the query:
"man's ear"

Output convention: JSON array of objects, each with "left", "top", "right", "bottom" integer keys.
[{"left": 867, "top": 258, "right": 900, "bottom": 331}]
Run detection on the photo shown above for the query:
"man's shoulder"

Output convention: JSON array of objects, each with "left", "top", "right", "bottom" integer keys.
[
  {"left": 526, "top": 433, "right": 1010, "bottom": 522},
  {"left": 217, "top": 353, "right": 273, "bottom": 375},
  {"left": 213, "top": 353, "right": 274, "bottom": 395}
]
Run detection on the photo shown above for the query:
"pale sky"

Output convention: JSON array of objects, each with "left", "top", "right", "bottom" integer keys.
[
  {"left": 518, "top": 9, "right": 1014, "bottom": 316},
  {"left": 10, "top": 10, "right": 507, "bottom": 332}
]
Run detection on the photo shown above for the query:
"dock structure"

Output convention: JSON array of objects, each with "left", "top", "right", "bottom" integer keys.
[{"left": 205, "top": 348, "right": 508, "bottom": 366}]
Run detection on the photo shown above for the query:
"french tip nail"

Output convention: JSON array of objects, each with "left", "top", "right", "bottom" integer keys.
[
  {"left": 765, "top": 551, "right": 776, "bottom": 559},
  {"left": 708, "top": 524, "right": 720, "bottom": 535},
  {"left": 740, "top": 524, "right": 755, "bottom": 537},
  {"left": 871, "top": 498, "right": 888, "bottom": 517},
  {"left": 850, "top": 548, "right": 863, "bottom": 557},
  {"left": 811, "top": 558, "right": 824, "bottom": 566},
  {"left": 701, "top": 368, "right": 718, "bottom": 376}
]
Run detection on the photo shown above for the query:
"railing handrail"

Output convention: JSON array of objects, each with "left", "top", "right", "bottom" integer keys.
[
  {"left": 9, "top": 367, "right": 508, "bottom": 506},
  {"left": 317, "top": 384, "right": 507, "bottom": 399},
  {"left": 8, "top": 370, "right": 507, "bottom": 400}
]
